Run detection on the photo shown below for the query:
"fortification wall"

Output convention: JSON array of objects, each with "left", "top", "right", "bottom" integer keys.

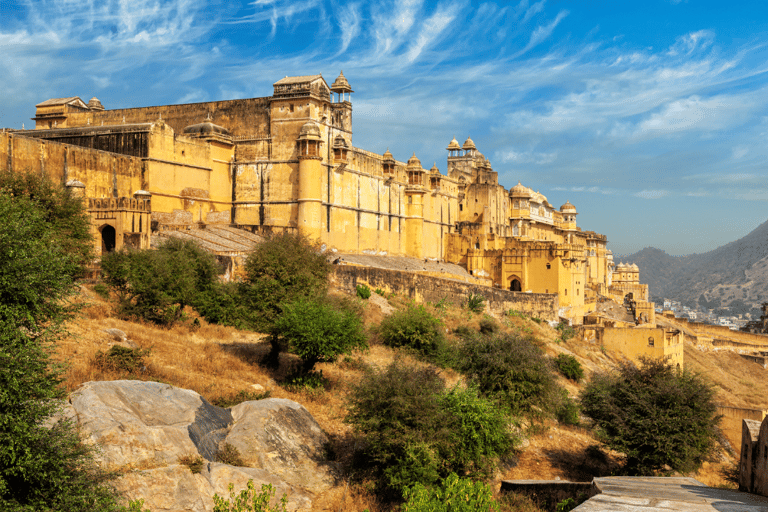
[
  {"left": 678, "top": 319, "right": 768, "bottom": 347},
  {"left": 331, "top": 265, "right": 559, "bottom": 321},
  {"left": 718, "top": 406, "right": 767, "bottom": 457}
]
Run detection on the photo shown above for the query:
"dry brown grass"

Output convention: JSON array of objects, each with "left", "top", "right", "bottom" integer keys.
[{"left": 52, "top": 283, "right": 751, "bottom": 509}]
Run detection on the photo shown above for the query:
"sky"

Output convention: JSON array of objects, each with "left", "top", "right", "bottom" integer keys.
[{"left": 3, "top": 0, "right": 768, "bottom": 256}]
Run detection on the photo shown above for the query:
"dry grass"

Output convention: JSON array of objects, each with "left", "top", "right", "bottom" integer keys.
[{"left": 52, "top": 284, "right": 751, "bottom": 509}]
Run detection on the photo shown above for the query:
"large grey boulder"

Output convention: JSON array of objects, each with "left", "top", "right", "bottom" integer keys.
[{"left": 68, "top": 381, "right": 335, "bottom": 512}]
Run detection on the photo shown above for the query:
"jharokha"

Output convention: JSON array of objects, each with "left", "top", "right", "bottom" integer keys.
[{"left": 1, "top": 72, "right": 652, "bottom": 326}]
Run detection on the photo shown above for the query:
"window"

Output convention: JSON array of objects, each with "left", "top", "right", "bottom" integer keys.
[
  {"left": 648, "top": 337, "right": 655, "bottom": 347},
  {"left": 289, "top": 103, "right": 294, "bottom": 112},
  {"left": 546, "top": 263, "right": 551, "bottom": 269}
]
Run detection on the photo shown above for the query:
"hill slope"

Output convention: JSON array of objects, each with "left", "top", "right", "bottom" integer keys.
[{"left": 623, "top": 218, "right": 768, "bottom": 312}]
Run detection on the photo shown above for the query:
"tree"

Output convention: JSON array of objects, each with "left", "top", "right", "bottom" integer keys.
[
  {"left": 271, "top": 296, "right": 367, "bottom": 374},
  {"left": 0, "top": 176, "right": 120, "bottom": 509},
  {"left": 240, "top": 232, "right": 331, "bottom": 331},
  {"left": 579, "top": 358, "right": 720, "bottom": 475},
  {"left": 101, "top": 237, "right": 220, "bottom": 325},
  {"left": 345, "top": 361, "right": 515, "bottom": 499}
]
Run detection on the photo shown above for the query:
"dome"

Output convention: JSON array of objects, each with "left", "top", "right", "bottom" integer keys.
[
  {"left": 298, "top": 121, "right": 322, "bottom": 140},
  {"left": 333, "top": 133, "right": 349, "bottom": 148},
  {"left": 560, "top": 201, "right": 577, "bottom": 213},
  {"left": 462, "top": 136, "right": 477, "bottom": 151},
  {"left": 407, "top": 152, "right": 422, "bottom": 169},
  {"left": 382, "top": 148, "right": 395, "bottom": 163},
  {"left": 183, "top": 121, "right": 231, "bottom": 137},
  {"left": 87, "top": 97, "right": 104, "bottom": 111},
  {"left": 631, "top": 263, "right": 639, "bottom": 271},
  {"left": 430, "top": 162, "right": 440, "bottom": 174},
  {"left": 446, "top": 137, "right": 461, "bottom": 151},
  {"left": 510, "top": 181, "right": 531, "bottom": 198},
  {"left": 331, "top": 70, "right": 353, "bottom": 93}
]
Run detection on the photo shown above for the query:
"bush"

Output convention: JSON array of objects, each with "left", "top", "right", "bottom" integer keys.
[
  {"left": 556, "top": 322, "right": 576, "bottom": 342},
  {"left": 479, "top": 318, "right": 498, "bottom": 334},
  {"left": 179, "top": 454, "right": 205, "bottom": 474},
  {"left": 240, "top": 232, "right": 330, "bottom": 331},
  {"left": 466, "top": 293, "right": 485, "bottom": 314},
  {"left": 270, "top": 296, "right": 367, "bottom": 373},
  {"left": 555, "top": 392, "right": 580, "bottom": 426},
  {"left": 402, "top": 473, "right": 499, "bottom": 512},
  {"left": 92, "top": 345, "right": 150, "bottom": 374},
  {"left": 553, "top": 354, "right": 584, "bottom": 381},
  {"left": 457, "top": 333, "right": 562, "bottom": 416},
  {"left": 356, "top": 284, "right": 371, "bottom": 299},
  {"left": 345, "top": 361, "right": 515, "bottom": 499},
  {"left": 0, "top": 179, "right": 119, "bottom": 509},
  {"left": 194, "top": 282, "right": 254, "bottom": 330},
  {"left": 580, "top": 358, "right": 720, "bottom": 475},
  {"left": 217, "top": 443, "right": 245, "bottom": 466},
  {"left": 378, "top": 305, "right": 444, "bottom": 355},
  {"left": 213, "top": 480, "right": 288, "bottom": 512},
  {"left": 102, "top": 238, "right": 220, "bottom": 325}
]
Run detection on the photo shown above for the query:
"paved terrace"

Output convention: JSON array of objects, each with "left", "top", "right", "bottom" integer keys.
[
  {"left": 574, "top": 477, "right": 768, "bottom": 511},
  {"left": 152, "top": 226, "right": 263, "bottom": 254},
  {"left": 335, "top": 253, "right": 475, "bottom": 281}
]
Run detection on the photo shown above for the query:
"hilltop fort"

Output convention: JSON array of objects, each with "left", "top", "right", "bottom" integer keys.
[{"left": 3, "top": 72, "right": 661, "bottom": 332}]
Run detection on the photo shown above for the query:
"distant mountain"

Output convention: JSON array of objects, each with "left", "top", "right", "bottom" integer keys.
[{"left": 621, "top": 218, "right": 768, "bottom": 314}]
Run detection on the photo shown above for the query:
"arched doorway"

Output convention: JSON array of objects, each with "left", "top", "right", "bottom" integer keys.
[
  {"left": 100, "top": 225, "right": 116, "bottom": 254},
  {"left": 510, "top": 278, "right": 522, "bottom": 292}
]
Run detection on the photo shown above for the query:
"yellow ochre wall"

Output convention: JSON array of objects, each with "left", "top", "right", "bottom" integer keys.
[{"left": 598, "top": 326, "right": 684, "bottom": 368}]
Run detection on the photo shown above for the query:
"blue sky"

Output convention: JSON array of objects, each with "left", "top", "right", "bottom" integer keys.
[{"left": 3, "top": 0, "right": 768, "bottom": 256}]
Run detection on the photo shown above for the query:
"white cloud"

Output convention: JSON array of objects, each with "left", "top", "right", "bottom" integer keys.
[
  {"left": 498, "top": 149, "right": 557, "bottom": 164},
  {"left": 635, "top": 189, "right": 669, "bottom": 199}
]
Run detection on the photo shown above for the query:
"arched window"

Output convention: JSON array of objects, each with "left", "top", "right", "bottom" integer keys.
[{"left": 100, "top": 225, "right": 116, "bottom": 254}]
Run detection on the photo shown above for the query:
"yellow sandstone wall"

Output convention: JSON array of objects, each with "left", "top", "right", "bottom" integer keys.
[{"left": 598, "top": 326, "right": 684, "bottom": 368}]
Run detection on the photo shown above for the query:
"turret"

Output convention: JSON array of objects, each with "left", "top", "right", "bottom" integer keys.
[{"left": 297, "top": 121, "right": 324, "bottom": 240}]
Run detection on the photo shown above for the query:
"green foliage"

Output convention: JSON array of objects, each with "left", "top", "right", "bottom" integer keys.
[
  {"left": 283, "top": 370, "right": 329, "bottom": 391},
  {"left": 580, "top": 358, "right": 720, "bottom": 475},
  {"left": 118, "top": 498, "right": 152, "bottom": 512},
  {"left": 0, "top": 188, "right": 87, "bottom": 331},
  {"left": 0, "top": 179, "right": 119, "bottom": 510},
  {"left": 101, "top": 238, "right": 220, "bottom": 325},
  {"left": 193, "top": 282, "right": 254, "bottom": 330},
  {"left": 240, "top": 232, "right": 331, "bottom": 331},
  {"left": 217, "top": 443, "right": 245, "bottom": 467},
  {"left": 466, "top": 293, "right": 486, "bottom": 314},
  {"left": 345, "top": 361, "right": 516, "bottom": 498},
  {"left": 93, "top": 283, "right": 111, "bottom": 300},
  {"left": 211, "top": 389, "right": 271, "bottom": 408},
  {"left": 271, "top": 296, "right": 367, "bottom": 373},
  {"left": 556, "top": 323, "right": 576, "bottom": 343},
  {"left": 555, "top": 392, "right": 580, "bottom": 426},
  {"left": 553, "top": 353, "right": 584, "bottom": 381},
  {"left": 92, "top": 345, "right": 150, "bottom": 374},
  {"left": 378, "top": 305, "right": 444, "bottom": 356},
  {"left": 356, "top": 284, "right": 372, "bottom": 299},
  {"left": 213, "top": 481, "right": 288, "bottom": 512},
  {"left": 555, "top": 497, "right": 577, "bottom": 512},
  {"left": 479, "top": 318, "right": 498, "bottom": 335},
  {"left": 402, "top": 473, "right": 499, "bottom": 512},
  {"left": 178, "top": 454, "right": 205, "bottom": 474},
  {"left": 374, "top": 288, "right": 386, "bottom": 296},
  {"left": 457, "top": 333, "right": 562, "bottom": 416}
]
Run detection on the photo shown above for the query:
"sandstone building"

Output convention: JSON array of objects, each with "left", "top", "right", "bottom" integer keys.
[{"left": 2, "top": 71, "right": 659, "bottom": 326}]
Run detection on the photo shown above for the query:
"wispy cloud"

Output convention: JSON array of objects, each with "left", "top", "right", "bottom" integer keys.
[{"left": 635, "top": 189, "right": 670, "bottom": 199}]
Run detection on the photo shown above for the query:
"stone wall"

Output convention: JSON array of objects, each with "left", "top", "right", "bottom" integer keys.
[
  {"left": 719, "top": 406, "right": 766, "bottom": 457},
  {"left": 331, "top": 265, "right": 559, "bottom": 321}
]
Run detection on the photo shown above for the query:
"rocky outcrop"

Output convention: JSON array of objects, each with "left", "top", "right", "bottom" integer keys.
[{"left": 68, "top": 381, "right": 336, "bottom": 512}]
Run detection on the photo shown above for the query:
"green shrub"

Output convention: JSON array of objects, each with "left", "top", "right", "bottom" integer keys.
[
  {"left": 378, "top": 305, "right": 444, "bottom": 355},
  {"left": 556, "top": 322, "right": 576, "bottom": 342},
  {"left": 283, "top": 370, "right": 329, "bottom": 391},
  {"left": 102, "top": 238, "right": 220, "bottom": 325},
  {"left": 457, "top": 333, "right": 562, "bottom": 416},
  {"left": 270, "top": 296, "right": 367, "bottom": 373},
  {"left": 345, "top": 361, "right": 516, "bottom": 499},
  {"left": 466, "top": 293, "right": 486, "bottom": 314},
  {"left": 213, "top": 480, "right": 288, "bottom": 512},
  {"left": 402, "top": 473, "right": 499, "bottom": 511},
  {"left": 356, "top": 284, "right": 372, "bottom": 299},
  {"left": 93, "top": 282, "right": 111, "bottom": 300},
  {"left": 240, "top": 232, "right": 330, "bottom": 331},
  {"left": 555, "top": 392, "right": 580, "bottom": 426},
  {"left": 375, "top": 288, "right": 386, "bottom": 296},
  {"left": 93, "top": 345, "right": 150, "bottom": 374},
  {"left": 479, "top": 317, "right": 498, "bottom": 334},
  {"left": 119, "top": 498, "right": 153, "bottom": 512},
  {"left": 580, "top": 358, "right": 720, "bottom": 475},
  {"left": 553, "top": 353, "right": 584, "bottom": 381},
  {"left": 0, "top": 179, "right": 120, "bottom": 510},
  {"left": 194, "top": 282, "right": 254, "bottom": 330}
]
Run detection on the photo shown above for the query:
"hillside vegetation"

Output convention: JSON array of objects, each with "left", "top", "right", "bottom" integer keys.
[{"left": 623, "top": 218, "right": 768, "bottom": 314}]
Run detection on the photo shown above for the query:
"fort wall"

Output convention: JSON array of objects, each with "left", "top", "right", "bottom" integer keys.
[
  {"left": 718, "top": 406, "right": 767, "bottom": 457},
  {"left": 331, "top": 265, "right": 559, "bottom": 321}
]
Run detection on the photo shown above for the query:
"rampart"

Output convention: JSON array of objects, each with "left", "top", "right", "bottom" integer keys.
[
  {"left": 717, "top": 406, "right": 767, "bottom": 456},
  {"left": 678, "top": 319, "right": 768, "bottom": 347},
  {"left": 331, "top": 265, "right": 559, "bottom": 321}
]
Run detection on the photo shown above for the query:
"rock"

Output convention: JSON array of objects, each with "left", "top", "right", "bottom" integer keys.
[
  {"left": 104, "top": 328, "right": 128, "bottom": 342},
  {"left": 69, "top": 381, "right": 332, "bottom": 512},
  {"left": 225, "top": 399, "right": 337, "bottom": 493},
  {"left": 112, "top": 339, "right": 139, "bottom": 350},
  {"left": 250, "top": 383, "right": 265, "bottom": 392}
]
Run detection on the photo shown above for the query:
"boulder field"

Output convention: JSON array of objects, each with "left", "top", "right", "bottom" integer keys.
[{"left": 66, "top": 380, "right": 337, "bottom": 511}]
